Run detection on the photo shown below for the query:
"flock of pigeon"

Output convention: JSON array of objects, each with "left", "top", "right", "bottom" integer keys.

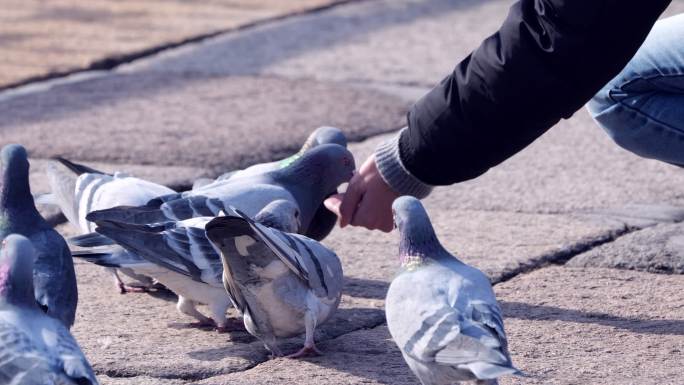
[{"left": 0, "top": 126, "right": 520, "bottom": 385}]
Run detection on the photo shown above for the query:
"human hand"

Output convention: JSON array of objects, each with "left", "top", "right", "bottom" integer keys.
[{"left": 324, "top": 154, "right": 399, "bottom": 232}]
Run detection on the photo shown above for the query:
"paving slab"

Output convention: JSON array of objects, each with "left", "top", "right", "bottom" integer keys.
[
  {"left": 0, "top": 73, "right": 406, "bottom": 171},
  {"left": 127, "top": 0, "right": 684, "bottom": 87},
  {"left": 192, "top": 325, "right": 418, "bottom": 385},
  {"left": 59, "top": 198, "right": 623, "bottom": 383},
  {"left": 496, "top": 266, "right": 684, "bottom": 385},
  {"left": 72, "top": 261, "right": 384, "bottom": 381},
  {"left": 346, "top": 109, "right": 684, "bottom": 215},
  {"left": 0, "top": 0, "right": 343, "bottom": 88},
  {"left": 195, "top": 266, "right": 684, "bottom": 385},
  {"left": 125, "top": 0, "right": 510, "bottom": 87},
  {"left": 66, "top": 217, "right": 385, "bottom": 381},
  {"left": 323, "top": 208, "right": 625, "bottom": 285},
  {"left": 568, "top": 222, "right": 684, "bottom": 274},
  {"left": 101, "top": 376, "right": 186, "bottom": 385}
]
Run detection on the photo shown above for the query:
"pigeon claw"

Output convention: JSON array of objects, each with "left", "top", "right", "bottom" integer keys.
[
  {"left": 286, "top": 344, "right": 322, "bottom": 359},
  {"left": 215, "top": 318, "right": 246, "bottom": 333}
]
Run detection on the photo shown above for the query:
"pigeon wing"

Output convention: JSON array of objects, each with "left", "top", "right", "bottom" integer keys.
[
  {"left": 432, "top": 302, "right": 518, "bottom": 379},
  {"left": 93, "top": 219, "right": 222, "bottom": 286}
]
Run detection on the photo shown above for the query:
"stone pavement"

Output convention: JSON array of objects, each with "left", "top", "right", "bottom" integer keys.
[
  {"left": 2, "top": 0, "right": 684, "bottom": 384},
  {"left": 0, "top": 0, "right": 344, "bottom": 89}
]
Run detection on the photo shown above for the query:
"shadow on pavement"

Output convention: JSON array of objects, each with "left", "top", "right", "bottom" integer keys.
[
  {"left": 343, "top": 276, "right": 389, "bottom": 300},
  {"left": 502, "top": 301, "right": 684, "bottom": 336}
]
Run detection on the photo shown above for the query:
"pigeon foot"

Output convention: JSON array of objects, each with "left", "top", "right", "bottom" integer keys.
[
  {"left": 215, "top": 318, "right": 246, "bottom": 333},
  {"left": 286, "top": 344, "right": 322, "bottom": 359}
]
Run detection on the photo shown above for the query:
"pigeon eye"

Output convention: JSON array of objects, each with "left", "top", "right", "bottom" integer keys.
[{"left": 294, "top": 210, "right": 300, "bottom": 218}]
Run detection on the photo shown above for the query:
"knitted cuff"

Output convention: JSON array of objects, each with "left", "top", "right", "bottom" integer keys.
[{"left": 374, "top": 128, "right": 433, "bottom": 199}]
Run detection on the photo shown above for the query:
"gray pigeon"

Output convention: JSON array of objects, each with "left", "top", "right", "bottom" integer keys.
[
  {"left": 194, "top": 126, "right": 347, "bottom": 241},
  {"left": 0, "top": 234, "right": 99, "bottom": 385},
  {"left": 193, "top": 126, "right": 347, "bottom": 188},
  {"left": 0, "top": 144, "right": 77, "bottom": 328},
  {"left": 206, "top": 205, "right": 343, "bottom": 358},
  {"left": 87, "top": 143, "right": 355, "bottom": 241},
  {"left": 79, "top": 200, "right": 300, "bottom": 332},
  {"left": 385, "top": 197, "right": 520, "bottom": 385},
  {"left": 45, "top": 157, "right": 175, "bottom": 293}
]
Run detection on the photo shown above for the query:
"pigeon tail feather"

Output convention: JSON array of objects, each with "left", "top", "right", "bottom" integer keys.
[
  {"left": 87, "top": 205, "right": 168, "bottom": 225},
  {"left": 52, "top": 157, "right": 108, "bottom": 176},
  {"left": 68, "top": 233, "right": 115, "bottom": 248}
]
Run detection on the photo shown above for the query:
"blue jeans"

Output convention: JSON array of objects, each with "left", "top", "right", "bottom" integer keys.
[{"left": 588, "top": 14, "right": 684, "bottom": 166}]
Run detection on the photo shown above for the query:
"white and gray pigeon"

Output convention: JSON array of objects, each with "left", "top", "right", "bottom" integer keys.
[
  {"left": 78, "top": 200, "right": 300, "bottom": 332},
  {"left": 86, "top": 143, "right": 355, "bottom": 241},
  {"left": 385, "top": 197, "right": 520, "bottom": 385},
  {"left": 205, "top": 205, "right": 343, "bottom": 358},
  {"left": 0, "top": 144, "right": 78, "bottom": 329},
  {"left": 45, "top": 157, "right": 175, "bottom": 293},
  {"left": 0, "top": 234, "right": 99, "bottom": 385},
  {"left": 193, "top": 126, "right": 348, "bottom": 241}
]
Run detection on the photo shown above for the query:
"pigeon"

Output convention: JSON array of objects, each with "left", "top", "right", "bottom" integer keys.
[
  {"left": 45, "top": 157, "right": 175, "bottom": 293},
  {"left": 205, "top": 204, "right": 343, "bottom": 358},
  {"left": 87, "top": 143, "right": 355, "bottom": 241},
  {"left": 193, "top": 126, "right": 347, "bottom": 241},
  {"left": 385, "top": 197, "right": 520, "bottom": 385},
  {"left": 0, "top": 234, "right": 99, "bottom": 385},
  {"left": 0, "top": 144, "right": 77, "bottom": 328},
  {"left": 81, "top": 200, "right": 300, "bottom": 332},
  {"left": 203, "top": 126, "right": 348, "bottom": 185}
]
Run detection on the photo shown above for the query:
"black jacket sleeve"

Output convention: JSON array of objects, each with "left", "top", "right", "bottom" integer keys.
[{"left": 399, "top": 0, "right": 672, "bottom": 185}]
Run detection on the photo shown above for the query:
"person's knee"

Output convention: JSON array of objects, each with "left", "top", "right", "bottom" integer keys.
[{"left": 587, "top": 83, "right": 616, "bottom": 121}]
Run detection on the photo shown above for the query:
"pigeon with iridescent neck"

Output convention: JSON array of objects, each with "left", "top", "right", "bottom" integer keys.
[
  {"left": 0, "top": 234, "right": 99, "bottom": 385},
  {"left": 206, "top": 205, "right": 343, "bottom": 358},
  {"left": 80, "top": 200, "right": 300, "bottom": 332},
  {"left": 194, "top": 126, "right": 347, "bottom": 188},
  {"left": 45, "top": 157, "right": 174, "bottom": 293},
  {"left": 0, "top": 144, "right": 77, "bottom": 329},
  {"left": 87, "top": 144, "right": 355, "bottom": 242},
  {"left": 193, "top": 126, "right": 347, "bottom": 241},
  {"left": 386, "top": 196, "right": 520, "bottom": 385}
]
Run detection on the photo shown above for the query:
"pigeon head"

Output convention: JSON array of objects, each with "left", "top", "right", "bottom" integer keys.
[
  {"left": 274, "top": 144, "right": 355, "bottom": 231},
  {"left": 255, "top": 199, "right": 300, "bottom": 233},
  {"left": 297, "top": 126, "right": 347, "bottom": 155},
  {"left": 1, "top": 144, "right": 33, "bottom": 207},
  {"left": 306, "top": 126, "right": 347, "bottom": 150},
  {"left": 0, "top": 234, "right": 36, "bottom": 306},
  {"left": 392, "top": 196, "right": 448, "bottom": 262}
]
